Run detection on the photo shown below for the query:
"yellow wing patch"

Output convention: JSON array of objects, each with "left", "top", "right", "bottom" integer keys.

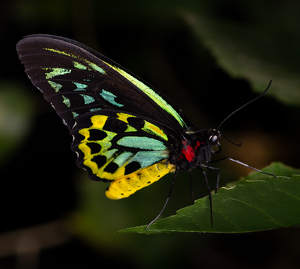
[{"left": 73, "top": 112, "right": 172, "bottom": 191}]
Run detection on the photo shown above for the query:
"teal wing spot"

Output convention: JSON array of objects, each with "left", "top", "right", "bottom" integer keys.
[
  {"left": 80, "top": 94, "right": 95, "bottom": 105},
  {"left": 73, "top": 61, "right": 87, "bottom": 70},
  {"left": 101, "top": 148, "right": 118, "bottom": 160},
  {"left": 88, "top": 62, "right": 105, "bottom": 74},
  {"left": 62, "top": 95, "right": 71, "bottom": 107},
  {"left": 89, "top": 108, "right": 102, "bottom": 112},
  {"left": 48, "top": 81, "right": 62, "bottom": 93},
  {"left": 113, "top": 152, "right": 134, "bottom": 167},
  {"left": 132, "top": 151, "right": 168, "bottom": 168},
  {"left": 117, "top": 136, "right": 166, "bottom": 151},
  {"left": 73, "top": 82, "right": 88, "bottom": 91},
  {"left": 72, "top": 111, "right": 79, "bottom": 118},
  {"left": 100, "top": 89, "right": 124, "bottom": 107},
  {"left": 43, "top": 68, "right": 71, "bottom": 79}
]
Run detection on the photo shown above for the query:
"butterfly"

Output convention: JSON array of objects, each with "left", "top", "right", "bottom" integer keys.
[{"left": 16, "top": 34, "right": 273, "bottom": 228}]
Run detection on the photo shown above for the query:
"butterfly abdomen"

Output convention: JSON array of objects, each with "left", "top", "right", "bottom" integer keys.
[{"left": 105, "top": 160, "right": 176, "bottom": 199}]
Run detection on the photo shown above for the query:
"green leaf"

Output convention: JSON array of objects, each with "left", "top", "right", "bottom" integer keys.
[{"left": 118, "top": 162, "right": 300, "bottom": 234}]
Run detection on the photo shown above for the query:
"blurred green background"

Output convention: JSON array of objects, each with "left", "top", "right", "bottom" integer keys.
[{"left": 1, "top": 0, "right": 300, "bottom": 268}]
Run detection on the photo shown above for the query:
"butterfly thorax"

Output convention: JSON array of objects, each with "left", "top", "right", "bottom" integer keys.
[{"left": 169, "top": 128, "right": 221, "bottom": 171}]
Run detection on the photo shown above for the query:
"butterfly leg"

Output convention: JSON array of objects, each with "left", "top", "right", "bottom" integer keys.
[
  {"left": 200, "top": 164, "right": 220, "bottom": 193},
  {"left": 146, "top": 167, "right": 179, "bottom": 230},
  {"left": 226, "top": 157, "right": 277, "bottom": 178},
  {"left": 197, "top": 165, "right": 214, "bottom": 228},
  {"left": 189, "top": 171, "right": 195, "bottom": 203}
]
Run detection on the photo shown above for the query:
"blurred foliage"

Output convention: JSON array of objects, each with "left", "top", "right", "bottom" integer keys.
[
  {"left": 0, "top": 81, "right": 34, "bottom": 166},
  {"left": 182, "top": 10, "right": 300, "bottom": 105},
  {"left": 1, "top": 0, "right": 300, "bottom": 268}
]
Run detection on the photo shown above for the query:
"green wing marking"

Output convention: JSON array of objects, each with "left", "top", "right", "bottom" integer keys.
[
  {"left": 44, "top": 48, "right": 106, "bottom": 74},
  {"left": 103, "top": 60, "right": 187, "bottom": 128}
]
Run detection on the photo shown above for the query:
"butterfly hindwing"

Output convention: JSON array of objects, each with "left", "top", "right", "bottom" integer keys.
[{"left": 70, "top": 110, "right": 176, "bottom": 199}]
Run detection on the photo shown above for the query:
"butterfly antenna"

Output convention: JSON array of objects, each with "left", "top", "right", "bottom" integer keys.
[
  {"left": 146, "top": 168, "right": 179, "bottom": 230},
  {"left": 220, "top": 131, "right": 242, "bottom": 146},
  {"left": 217, "top": 80, "right": 272, "bottom": 131}
]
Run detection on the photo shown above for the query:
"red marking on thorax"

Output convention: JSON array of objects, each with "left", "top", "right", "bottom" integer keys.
[
  {"left": 181, "top": 140, "right": 205, "bottom": 162},
  {"left": 182, "top": 145, "right": 195, "bottom": 162},
  {"left": 181, "top": 140, "right": 196, "bottom": 162}
]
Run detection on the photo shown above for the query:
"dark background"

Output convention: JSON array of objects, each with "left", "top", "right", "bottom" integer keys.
[{"left": 0, "top": 0, "right": 300, "bottom": 268}]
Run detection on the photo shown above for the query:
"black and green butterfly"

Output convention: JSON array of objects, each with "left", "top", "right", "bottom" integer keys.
[{"left": 16, "top": 34, "right": 272, "bottom": 227}]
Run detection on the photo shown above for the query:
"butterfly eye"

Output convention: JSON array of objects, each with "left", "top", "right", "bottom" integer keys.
[{"left": 209, "top": 135, "right": 218, "bottom": 144}]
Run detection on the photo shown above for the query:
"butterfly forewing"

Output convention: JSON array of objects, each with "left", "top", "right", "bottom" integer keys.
[{"left": 16, "top": 34, "right": 191, "bottom": 131}]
